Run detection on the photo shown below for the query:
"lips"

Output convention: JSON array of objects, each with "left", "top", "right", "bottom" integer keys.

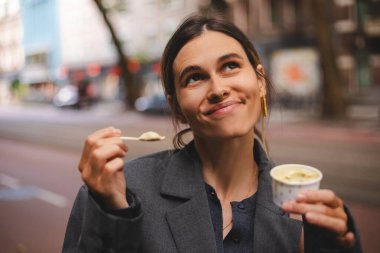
[{"left": 205, "top": 100, "right": 241, "bottom": 115}]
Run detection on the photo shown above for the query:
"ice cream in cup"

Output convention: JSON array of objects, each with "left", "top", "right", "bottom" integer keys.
[{"left": 270, "top": 164, "right": 323, "bottom": 207}]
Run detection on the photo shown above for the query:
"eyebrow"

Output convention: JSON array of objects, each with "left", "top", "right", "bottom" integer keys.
[
  {"left": 178, "top": 65, "right": 202, "bottom": 85},
  {"left": 177, "top": 52, "right": 244, "bottom": 84},
  {"left": 218, "top": 52, "right": 244, "bottom": 62}
]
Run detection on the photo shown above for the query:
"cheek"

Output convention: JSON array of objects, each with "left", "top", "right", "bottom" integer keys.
[
  {"left": 234, "top": 74, "right": 260, "bottom": 98},
  {"left": 176, "top": 91, "right": 202, "bottom": 119}
]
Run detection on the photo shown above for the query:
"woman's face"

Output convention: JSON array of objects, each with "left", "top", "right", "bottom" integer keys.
[{"left": 172, "top": 31, "right": 266, "bottom": 141}]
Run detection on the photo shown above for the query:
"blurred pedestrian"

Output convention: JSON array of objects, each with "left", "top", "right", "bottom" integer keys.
[
  {"left": 77, "top": 79, "right": 97, "bottom": 108},
  {"left": 10, "top": 78, "right": 21, "bottom": 102},
  {"left": 63, "top": 15, "right": 362, "bottom": 253}
]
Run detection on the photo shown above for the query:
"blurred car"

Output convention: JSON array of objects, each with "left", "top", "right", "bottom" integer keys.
[
  {"left": 134, "top": 94, "right": 171, "bottom": 114},
  {"left": 53, "top": 85, "right": 80, "bottom": 108}
]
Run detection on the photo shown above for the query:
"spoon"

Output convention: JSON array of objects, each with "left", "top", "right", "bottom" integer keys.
[{"left": 120, "top": 131, "right": 165, "bottom": 141}]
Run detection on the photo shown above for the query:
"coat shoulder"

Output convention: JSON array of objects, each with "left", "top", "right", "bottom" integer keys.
[{"left": 123, "top": 149, "right": 176, "bottom": 190}]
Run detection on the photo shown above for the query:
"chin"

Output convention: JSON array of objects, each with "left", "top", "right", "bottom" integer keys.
[
  {"left": 201, "top": 126, "right": 254, "bottom": 140},
  {"left": 191, "top": 115, "right": 257, "bottom": 140}
]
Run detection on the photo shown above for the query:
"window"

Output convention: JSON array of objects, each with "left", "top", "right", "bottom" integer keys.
[{"left": 26, "top": 52, "right": 48, "bottom": 67}]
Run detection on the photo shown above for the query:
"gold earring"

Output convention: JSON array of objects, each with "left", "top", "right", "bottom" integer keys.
[{"left": 261, "top": 96, "right": 268, "bottom": 118}]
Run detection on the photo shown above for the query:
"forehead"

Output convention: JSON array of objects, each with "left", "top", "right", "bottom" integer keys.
[{"left": 173, "top": 31, "right": 246, "bottom": 72}]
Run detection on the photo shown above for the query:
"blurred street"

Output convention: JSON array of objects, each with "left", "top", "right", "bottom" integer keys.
[{"left": 0, "top": 103, "right": 379, "bottom": 253}]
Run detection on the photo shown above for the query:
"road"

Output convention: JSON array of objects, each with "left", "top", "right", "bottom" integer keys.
[
  {"left": 0, "top": 103, "right": 379, "bottom": 252},
  {"left": 0, "top": 139, "right": 80, "bottom": 253}
]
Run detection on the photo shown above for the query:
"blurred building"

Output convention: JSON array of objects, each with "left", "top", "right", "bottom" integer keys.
[
  {"left": 57, "top": 0, "right": 198, "bottom": 102},
  {"left": 18, "top": 0, "right": 61, "bottom": 102},
  {"left": 224, "top": 0, "right": 380, "bottom": 105},
  {"left": 4, "top": 0, "right": 378, "bottom": 107},
  {"left": 0, "top": 0, "right": 24, "bottom": 104},
  {"left": 14, "top": 0, "right": 199, "bottom": 104},
  {"left": 331, "top": 0, "right": 380, "bottom": 93}
]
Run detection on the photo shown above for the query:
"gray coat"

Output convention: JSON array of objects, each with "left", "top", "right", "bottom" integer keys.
[{"left": 62, "top": 140, "right": 359, "bottom": 253}]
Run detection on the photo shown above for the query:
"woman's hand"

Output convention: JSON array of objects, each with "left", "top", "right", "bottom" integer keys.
[
  {"left": 282, "top": 189, "right": 356, "bottom": 248},
  {"left": 79, "top": 127, "right": 128, "bottom": 209}
]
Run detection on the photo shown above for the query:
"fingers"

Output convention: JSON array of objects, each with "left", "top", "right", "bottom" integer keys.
[
  {"left": 283, "top": 202, "right": 347, "bottom": 235},
  {"left": 78, "top": 127, "right": 129, "bottom": 208},
  {"left": 337, "top": 232, "right": 356, "bottom": 248},
  {"left": 90, "top": 137, "right": 127, "bottom": 162},
  {"left": 83, "top": 144, "right": 126, "bottom": 179},
  {"left": 304, "top": 211, "right": 347, "bottom": 235},
  {"left": 297, "top": 189, "right": 343, "bottom": 208},
  {"left": 79, "top": 127, "right": 126, "bottom": 172},
  {"left": 282, "top": 190, "right": 344, "bottom": 216},
  {"left": 84, "top": 127, "right": 124, "bottom": 154},
  {"left": 80, "top": 126, "right": 127, "bottom": 176},
  {"left": 283, "top": 200, "right": 346, "bottom": 220},
  {"left": 82, "top": 157, "right": 125, "bottom": 190},
  {"left": 282, "top": 189, "right": 348, "bottom": 237}
]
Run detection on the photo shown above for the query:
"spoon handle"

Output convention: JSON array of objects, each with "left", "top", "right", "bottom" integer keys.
[{"left": 120, "top": 136, "right": 140, "bottom": 141}]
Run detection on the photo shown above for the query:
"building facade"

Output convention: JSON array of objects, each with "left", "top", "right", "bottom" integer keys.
[
  {"left": 226, "top": 0, "right": 380, "bottom": 105},
  {"left": 57, "top": 0, "right": 198, "bottom": 102},
  {"left": 2, "top": 0, "right": 198, "bottom": 104},
  {"left": 5, "top": 0, "right": 378, "bottom": 106},
  {"left": 0, "top": 0, "right": 24, "bottom": 104},
  {"left": 19, "top": 0, "right": 61, "bottom": 102}
]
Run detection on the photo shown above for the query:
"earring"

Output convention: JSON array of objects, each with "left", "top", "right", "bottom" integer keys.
[
  {"left": 261, "top": 96, "right": 268, "bottom": 118},
  {"left": 260, "top": 96, "right": 268, "bottom": 153}
]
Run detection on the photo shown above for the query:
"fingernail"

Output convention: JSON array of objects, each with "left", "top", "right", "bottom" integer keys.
[{"left": 113, "top": 129, "right": 121, "bottom": 135}]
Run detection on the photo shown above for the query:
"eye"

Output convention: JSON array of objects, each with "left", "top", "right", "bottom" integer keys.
[
  {"left": 222, "top": 61, "right": 240, "bottom": 71},
  {"left": 185, "top": 73, "right": 205, "bottom": 85}
]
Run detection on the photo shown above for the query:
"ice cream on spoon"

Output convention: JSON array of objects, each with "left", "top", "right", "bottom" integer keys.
[{"left": 120, "top": 131, "right": 165, "bottom": 141}]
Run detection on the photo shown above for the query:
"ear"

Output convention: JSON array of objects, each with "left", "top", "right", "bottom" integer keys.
[
  {"left": 256, "top": 64, "right": 267, "bottom": 97},
  {"left": 167, "top": 95, "right": 188, "bottom": 124}
]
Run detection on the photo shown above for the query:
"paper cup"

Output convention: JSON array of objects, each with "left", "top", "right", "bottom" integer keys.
[{"left": 270, "top": 164, "right": 323, "bottom": 207}]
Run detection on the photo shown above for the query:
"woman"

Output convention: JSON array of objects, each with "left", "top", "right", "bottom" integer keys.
[{"left": 63, "top": 15, "right": 362, "bottom": 253}]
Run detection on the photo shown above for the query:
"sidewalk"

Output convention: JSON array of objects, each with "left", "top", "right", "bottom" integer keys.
[
  {"left": 2, "top": 100, "right": 379, "bottom": 122},
  {"left": 1, "top": 101, "right": 379, "bottom": 144}
]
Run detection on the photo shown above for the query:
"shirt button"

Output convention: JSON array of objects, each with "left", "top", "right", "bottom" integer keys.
[
  {"left": 233, "top": 237, "right": 240, "bottom": 243},
  {"left": 210, "top": 191, "right": 216, "bottom": 196},
  {"left": 238, "top": 203, "right": 245, "bottom": 209}
]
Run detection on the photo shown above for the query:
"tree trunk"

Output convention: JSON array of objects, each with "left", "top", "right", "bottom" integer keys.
[
  {"left": 310, "top": 0, "right": 346, "bottom": 119},
  {"left": 93, "top": 0, "right": 138, "bottom": 108},
  {"left": 199, "top": 0, "right": 230, "bottom": 18}
]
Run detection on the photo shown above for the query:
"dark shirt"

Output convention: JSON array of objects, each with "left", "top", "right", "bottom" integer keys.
[{"left": 205, "top": 183, "right": 257, "bottom": 253}]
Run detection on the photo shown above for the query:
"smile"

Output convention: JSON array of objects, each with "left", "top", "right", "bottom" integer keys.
[{"left": 205, "top": 100, "right": 241, "bottom": 116}]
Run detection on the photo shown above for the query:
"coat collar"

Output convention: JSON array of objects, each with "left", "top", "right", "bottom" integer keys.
[
  {"left": 159, "top": 139, "right": 301, "bottom": 253},
  {"left": 160, "top": 142, "right": 217, "bottom": 253},
  {"left": 253, "top": 140, "right": 302, "bottom": 252},
  {"left": 160, "top": 139, "right": 273, "bottom": 201},
  {"left": 254, "top": 139, "right": 284, "bottom": 214},
  {"left": 160, "top": 141, "right": 204, "bottom": 199}
]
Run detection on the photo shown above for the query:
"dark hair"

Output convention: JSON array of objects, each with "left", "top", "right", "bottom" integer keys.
[{"left": 161, "top": 14, "right": 272, "bottom": 149}]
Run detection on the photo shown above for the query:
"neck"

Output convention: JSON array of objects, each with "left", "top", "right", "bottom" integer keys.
[{"left": 195, "top": 132, "right": 258, "bottom": 203}]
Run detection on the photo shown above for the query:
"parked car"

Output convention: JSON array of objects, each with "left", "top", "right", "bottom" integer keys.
[
  {"left": 53, "top": 85, "right": 80, "bottom": 108},
  {"left": 53, "top": 80, "right": 99, "bottom": 109},
  {"left": 134, "top": 94, "right": 170, "bottom": 114}
]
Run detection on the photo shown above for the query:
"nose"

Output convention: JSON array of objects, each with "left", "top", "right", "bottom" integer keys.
[{"left": 207, "top": 76, "right": 230, "bottom": 104}]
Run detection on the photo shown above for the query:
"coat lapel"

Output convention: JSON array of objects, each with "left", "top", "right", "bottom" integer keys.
[
  {"left": 253, "top": 140, "right": 302, "bottom": 253},
  {"left": 158, "top": 140, "right": 301, "bottom": 253},
  {"left": 160, "top": 143, "right": 217, "bottom": 253},
  {"left": 165, "top": 190, "right": 217, "bottom": 253}
]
